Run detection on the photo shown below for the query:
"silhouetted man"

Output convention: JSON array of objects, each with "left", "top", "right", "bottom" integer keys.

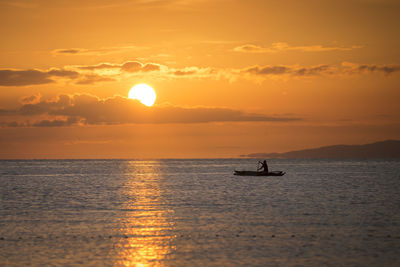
[{"left": 258, "top": 160, "right": 269, "bottom": 173}]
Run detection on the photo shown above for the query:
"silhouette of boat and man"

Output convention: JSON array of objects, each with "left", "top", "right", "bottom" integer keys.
[{"left": 234, "top": 159, "right": 285, "bottom": 176}]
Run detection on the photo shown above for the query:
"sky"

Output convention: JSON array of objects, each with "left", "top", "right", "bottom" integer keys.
[{"left": 0, "top": 0, "right": 399, "bottom": 158}]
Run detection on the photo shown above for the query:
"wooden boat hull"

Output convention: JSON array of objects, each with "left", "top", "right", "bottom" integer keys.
[{"left": 234, "top": 170, "right": 285, "bottom": 176}]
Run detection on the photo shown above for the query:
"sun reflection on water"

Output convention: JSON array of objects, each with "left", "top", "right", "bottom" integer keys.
[{"left": 115, "top": 161, "right": 175, "bottom": 267}]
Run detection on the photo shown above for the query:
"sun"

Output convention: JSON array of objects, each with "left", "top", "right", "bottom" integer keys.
[{"left": 128, "top": 84, "right": 156, "bottom": 107}]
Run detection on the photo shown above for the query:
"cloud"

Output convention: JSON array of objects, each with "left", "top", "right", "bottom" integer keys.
[
  {"left": 75, "top": 74, "right": 116, "bottom": 85},
  {"left": 52, "top": 45, "right": 148, "bottom": 56},
  {"left": 238, "top": 62, "right": 400, "bottom": 79},
  {"left": 240, "top": 64, "right": 334, "bottom": 77},
  {"left": 78, "top": 61, "right": 162, "bottom": 73},
  {"left": 292, "top": 65, "right": 333, "bottom": 76},
  {"left": 0, "top": 69, "right": 52, "bottom": 86},
  {"left": 0, "top": 109, "right": 13, "bottom": 115},
  {"left": 19, "top": 93, "right": 42, "bottom": 104},
  {"left": 0, "top": 121, "right": 26, "bottom": 127},
  {"left": 233, "top": 42, "right": 362, "bottom": 53},
  {"left": 173, "top": 70, "right": 198, "bottom": 76},
  {"left": 48, "top": 94, "right": 301, "bottom": 124},
  {"left": 243, "top": 66, "right": 290, "bottom": 75},
  {"left": 32, "top": 117, "right": 80, "bottom": 127},
  {"left": 76, "top": 61, "right": 213, "bottom": 79},
  {"left": 0, "top": 94, "right": 301, "bottom": 127},
  {"left": 239, "top": 62, "right": 400, "bottom": 81},
  {"left": 18, "top": 94, "right": 71, "bottom": 115},
  {"left": 0, "top": 61, "right": 208, "bottom": 87},
  {"left": 47, "top": 69, "right": 79, "bottom": 78},
  {"left": 169, "top": 67, "right": 214, "bottom": 78},
  {"left": 140, "top": 63, "right": 161, "bottom": 72},
  {"left": 54, "top": 48, "right": 83, "bottom": 54},
  {"left": 121, "top": 62, "right": 161, "bottom": 72},
  {"left": 76, "top": 61, "right": 400, "bottom": 83},
  {"left": 233, "top": 44, "right": 275, "bottom": 53},
  {"left": 2, "top": 60, "right": 399, "bottom": 88},
  {"left": 342, "top": 62, "right": 400, "bottom": 75},
  {"left": 0, "top": 68, "right": 79, "bottom": 86},
  {"left": 78, "top": 63, "right": 120, "bottom": 70}
]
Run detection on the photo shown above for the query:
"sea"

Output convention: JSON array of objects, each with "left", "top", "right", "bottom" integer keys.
[{"left": 0, "top": 159, "right": 399, "bottom": 266}]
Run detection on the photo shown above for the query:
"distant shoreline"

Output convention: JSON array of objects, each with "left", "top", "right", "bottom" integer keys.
[{"left": 240, "top": 140, "right": 400, "bottom": 159}]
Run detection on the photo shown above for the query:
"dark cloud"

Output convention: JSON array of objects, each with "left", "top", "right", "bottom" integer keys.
[
  {"left": 3, "top": 61, "right": 396, "bottom": 88},
  {"left": 241, "top": 65, "right": 333, "bottom": 77},
  {"left": 0, "top": 68, "right": 79, "bottom": 86},
  {"left": 121, "top": 61, "right": 148, "bottom": 72},
  {"left": 20, "top": 93, "right": 41, "bottom": 104},
  {"left": 233, "top": 43, "right": 362, "bottom": 53},
  {"left": 293, "top": 65, "right": 332, "bottom": 76},
  {"left": 77, "top": 61, "right": 161, "bottom": 73},
  {"left": 79, "top": 61, "right": 161, "bottom": 73},
  {"left": 47, "top": 69, "right": 79, "bottom": 78},
  {"left": 241, "top": 63, "right": 400, "bottom": 79},
  {"left": 120, "top": 61, "right": 143, "bottom": 72},
  {"left": 32, "top": 117, "right": 80, "bottom": 127},
  {"left": 50, "top": 94, "right": 296, "bottom": 124},
  {"left": 173, "top": 70, "right": 198, "bottom": 76},
  {"left": 0, "top": 108, "right": 13, "bottom": 115},
  {"left": 52, "top": 46, "right": 147, "bottom": 56},
  {"left": 341, "top": 62, "right": 400, "bottom": 75},
  {"left": 18, "top": 94, "right": 71, "bottom": 115},
  {"left": 233, "top": 44, "right": 269, "bottom": 53},
  {"left": 0, "top": 69, "right": 53, "bottom": 86},
  {"left": 78, "top": 63, "right": 120, "bottom": 70},
  {"left": 1, "top": 94, "right": 301, "bottom": 127},
  {"left": 243, "top": 66, "right": 290, "bottom": 75},
  {"left": 53, "top": 48, "right": 85, "bottom": 54},
  {"left": 140, "top": 63, "right": 161, "bottom": 72},
  {"left": 77, "top": 61, "right": 211, "bottom": 79},
  {"left": 0, "top": 61, "right": 201, "bottom": 87},
  {"left": 354, "top": 64, "right": 400, "bottom": 75},
  {"left": 0, "top": 121, "right": 25, "bottom": 127},
  {"left": 75, "top": 74, "right": 116, "bottom": 85}
]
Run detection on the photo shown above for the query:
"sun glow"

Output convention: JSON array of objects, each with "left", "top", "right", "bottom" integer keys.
[{"left": 128, "top": 84, "right": 156, "bottom": 107}]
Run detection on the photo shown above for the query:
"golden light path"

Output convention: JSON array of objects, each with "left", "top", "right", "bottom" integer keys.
[
  {"left": 115, "top": 161, "right": 175, "bottom": 267},
  {"left": 128, "top": 84, "right": 157, "bottom": 107}
]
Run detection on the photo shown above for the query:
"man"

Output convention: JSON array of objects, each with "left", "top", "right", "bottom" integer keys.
[{"left": 257, "top": 160, "right": 269, "bottom": 173}]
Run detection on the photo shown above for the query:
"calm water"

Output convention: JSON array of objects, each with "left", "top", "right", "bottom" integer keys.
[{"left": 0, "top": 159, "right": 399, "bottom": 266}]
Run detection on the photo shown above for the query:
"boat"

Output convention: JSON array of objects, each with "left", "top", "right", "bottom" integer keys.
[{"left": 234, "top": 170, "right": 285, "bottom": 176}]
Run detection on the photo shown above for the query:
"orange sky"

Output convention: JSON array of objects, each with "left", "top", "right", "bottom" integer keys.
[{"left": 1, "top": 0, "right": 400, "bottom": 158}]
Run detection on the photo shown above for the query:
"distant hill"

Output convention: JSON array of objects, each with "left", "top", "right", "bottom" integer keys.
[{"left": 241, "top": 140, "right": 400, "bottom": 159}]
